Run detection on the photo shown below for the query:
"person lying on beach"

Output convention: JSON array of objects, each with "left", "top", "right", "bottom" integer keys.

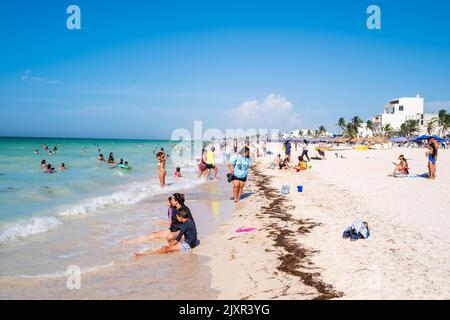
[
  {"left": 317, "top": 149, "right": 326, "bottom": 160},
  {"left": 294, "top": 155, "right": 307, "bottom": 172},
  {"left": 335, "top": 153, "right": 345, "bottom": 159},
  {"left": 134, "top": 208, "right": 198, "bottom": 256},
  {"left": 393, "top": 155, "right": 409, "bottom": 176}
]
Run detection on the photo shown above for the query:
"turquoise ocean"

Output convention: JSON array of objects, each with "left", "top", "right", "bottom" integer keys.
[{"left": 0, "top": 137, "right": 237, "bottom": 288}]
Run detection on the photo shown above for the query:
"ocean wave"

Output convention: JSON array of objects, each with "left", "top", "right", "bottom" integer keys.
[
  {"left": 58, "top": 177, "right": 204, "bottom": 217},
  {"left": 0, "top": 177, "right": 204, "bottom": 244},
  {"left": 0, "top": 216, "right": 61, "bottom": 244}
]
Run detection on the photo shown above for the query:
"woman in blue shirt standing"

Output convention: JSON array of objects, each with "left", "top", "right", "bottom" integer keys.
[{"left": 228, "top": 147, "right": 251, "bottom": 203}]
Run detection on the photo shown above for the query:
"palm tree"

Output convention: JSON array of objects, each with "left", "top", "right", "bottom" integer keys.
[
  {"left": 427, "top": 118, "right": 439, "bottom": 135},
  {"left": 401, "top": 120, "right": 420, "bottom": 137},
  {"left": 337, "top": 117, "right": 346, "bottom": 134},
  {"left": 441, "top": 114, "right": 450, "bottom": 137},
  {"left": 366, "top": 120, "right": 375, "bottom": 131},
  {"left": 345, "top": 122, "right": 358, "bottom": 138},
  {"left": 383, "top": 124, "right": 394, "bottom": 138},
  {"left": 318, "top": 125, "right": 326, "bottom": 137},
  {"left": 351, "top": 116, "right": 363, "bottom": 128}
]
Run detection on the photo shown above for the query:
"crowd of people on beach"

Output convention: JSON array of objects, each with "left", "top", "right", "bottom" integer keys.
[
  {"left": 32, "top": 134, "right": 443, "bottom": 259},
  {"left": 120, "top": 140, "right": 253, "bottom": 256}
]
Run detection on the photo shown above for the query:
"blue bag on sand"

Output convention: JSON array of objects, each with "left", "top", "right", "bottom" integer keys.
[{"left": 342, "top": 220, "right": 370, "bottom": 241}]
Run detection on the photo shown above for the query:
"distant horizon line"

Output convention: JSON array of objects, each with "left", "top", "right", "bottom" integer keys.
[{"left": 0, "top": 135, "right": 172, "bottom": 141}]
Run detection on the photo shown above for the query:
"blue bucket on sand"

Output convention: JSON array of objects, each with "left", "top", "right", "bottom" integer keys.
[{"left": 297, "top": 185, "right": 303, "bottom": 192}]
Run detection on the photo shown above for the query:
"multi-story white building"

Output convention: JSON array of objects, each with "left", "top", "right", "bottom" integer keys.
[{"left": 372, "top": 95, "right": 437, "bottom": 135}]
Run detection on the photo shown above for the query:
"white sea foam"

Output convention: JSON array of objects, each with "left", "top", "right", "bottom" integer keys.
[
  {"left": 0, "top": 177, "right": 203, "bottom": 244},
  {"left": 0, "top": 216, "right": 61, "bottom": 244},
  {"left": 58, "top": 177, "right": 204, "bottom": 217}
]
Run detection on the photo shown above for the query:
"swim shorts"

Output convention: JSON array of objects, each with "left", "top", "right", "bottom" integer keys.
[
  {"left": 231, "top": 175, "right": 247, "bottom": 182},
  {"left": 180, "top": 241, "right": 192, "bottom": 252},
  {"left": 205, "top": 163, "right": 215, "bottom": 169}
]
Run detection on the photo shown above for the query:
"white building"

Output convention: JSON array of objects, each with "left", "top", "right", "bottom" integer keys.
[
  {"left": 358, "top": 123, "right": 374, "bottom": 138},
  {"left": 372, "top": 95, "right": 436, "bottom": 135}
]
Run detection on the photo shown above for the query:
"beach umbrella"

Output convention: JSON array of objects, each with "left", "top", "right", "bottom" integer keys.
[
  {"left": 414, "top": 135, "right": 445, "bottom": 143},
  {"left": 390, "top": 137, "right": 408, "bottom": 143}
]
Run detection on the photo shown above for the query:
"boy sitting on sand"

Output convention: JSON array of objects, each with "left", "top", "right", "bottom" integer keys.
[{"left": 135, "top": 208, "right": 198, "bottom": 256}]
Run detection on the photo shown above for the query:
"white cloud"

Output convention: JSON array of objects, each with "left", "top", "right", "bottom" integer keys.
[
  {"left": 225, "top": 93, "right": 301, "bottom": 130},
  {"left": 20, "top": 70, "right": 31, "bottom": 81},
  {"left": 20, "top": 70, "right": 60, "bottom": 84}
]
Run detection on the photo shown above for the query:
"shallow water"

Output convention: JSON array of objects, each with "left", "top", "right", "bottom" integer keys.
[{"left": 0, "top": 137, "right": 234, "bottom": 299}]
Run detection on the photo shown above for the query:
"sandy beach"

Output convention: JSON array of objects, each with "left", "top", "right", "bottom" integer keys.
[
  {"left": 1, "top": 144, "right": 449, "bottom": 300},
  {"left": 199, "top": 146, "right": 450, "bottom": 299}
]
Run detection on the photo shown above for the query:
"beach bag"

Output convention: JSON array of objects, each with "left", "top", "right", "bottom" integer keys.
[
  {"left": 280, "top": 184, "right": 290, "bottom": 195},
  {"left": 342, "top": 220, "right": 370, "bottom": 241}
]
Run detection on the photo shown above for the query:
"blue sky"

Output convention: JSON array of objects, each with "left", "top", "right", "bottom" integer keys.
[{"left": 0, "top": 0, "right": 449, "bottom": 139}]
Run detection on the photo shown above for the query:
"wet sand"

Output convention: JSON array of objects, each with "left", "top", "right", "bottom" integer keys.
[{"left": 0, "top": 166, "right": 234, "bottom": 299}]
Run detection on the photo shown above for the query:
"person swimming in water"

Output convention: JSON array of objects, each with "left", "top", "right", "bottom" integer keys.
[
  {"left": 35, "top": 149, "right": 39, "bottom": 155},
  {"left": 108, "top": 152, "right": 115, "bottom": 164},
  {"left": 98, "top": 154, "right": 104, "bottom": 161},
  {"left": 41, "top": 160, "right": 47, "bottom": 172},
  {"left": 59, "top": 163, "right": 67, "bottom": 171},
  {"left": 45, "top": 164, "right": 56, "bottom": 174},
  {"left": 157, "top": 151, "right": 166, "bottom": 187},
  {"left": 174, "top": 167, "right": 182, "bottom": 178}
]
